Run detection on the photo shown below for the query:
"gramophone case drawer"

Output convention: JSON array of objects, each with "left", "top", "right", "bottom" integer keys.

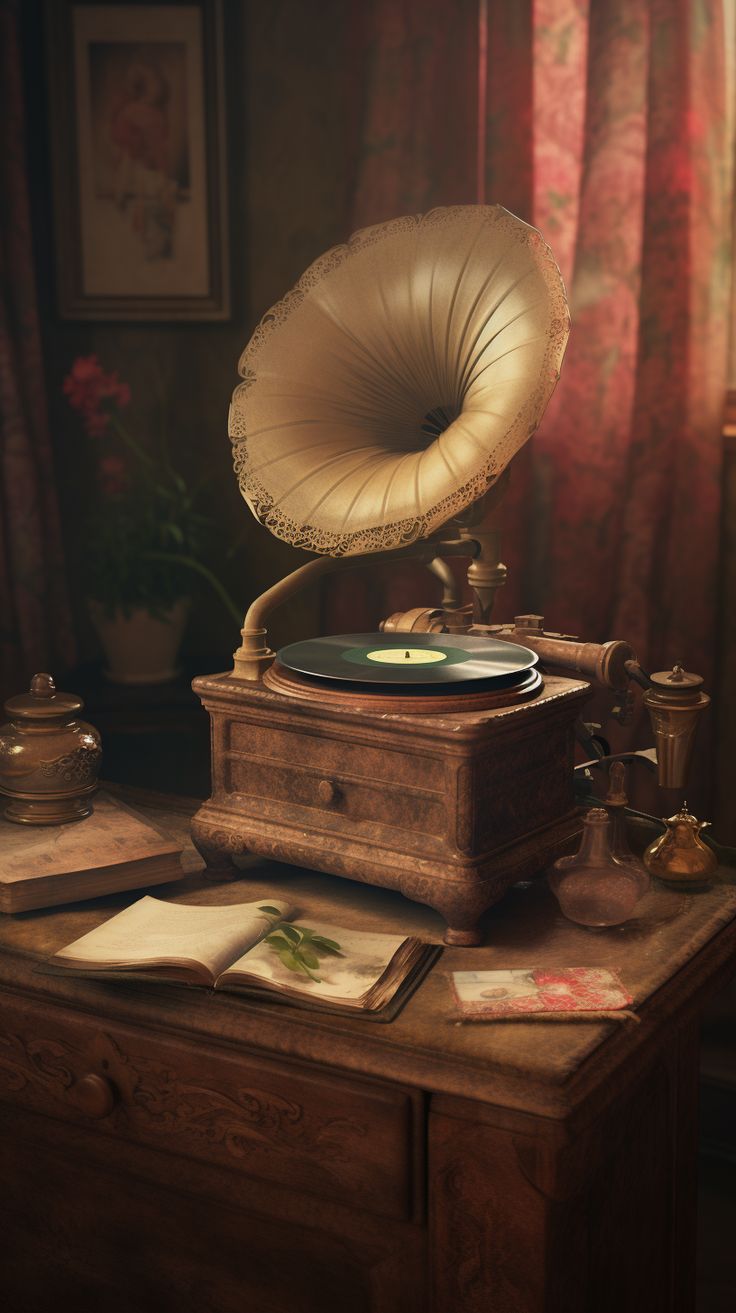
[
  {"left": 228, "top": 720, "right": 446, "bottom": 790},
  {"left": 221, "top": 704, "right": 577, "bottom": 854},
  {"left": 0, "top": 993, "right": 419, "bottom": 1222},
  {"left": 226, "top": 720, "right": 449, "bottom": 841}
]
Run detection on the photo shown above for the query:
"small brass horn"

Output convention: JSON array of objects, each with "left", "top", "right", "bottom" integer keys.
[{"left": 642, "top": 665, "right": 710, "bottom": 790}]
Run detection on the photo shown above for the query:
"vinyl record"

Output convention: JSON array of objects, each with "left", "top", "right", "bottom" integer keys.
[{"left": 277, "top": 632, "right": 538, "bottom": 688}]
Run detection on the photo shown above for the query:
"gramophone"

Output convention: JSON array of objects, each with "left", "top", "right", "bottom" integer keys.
[{"left": 192, "top": 206, "right": 709, "bottom": 944}]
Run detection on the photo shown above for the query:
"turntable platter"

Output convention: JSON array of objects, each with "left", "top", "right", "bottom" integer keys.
[{"left": 277, "top": 632, "right": 538, "bottom": 688}]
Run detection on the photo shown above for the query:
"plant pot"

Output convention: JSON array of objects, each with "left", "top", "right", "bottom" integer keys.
[{"left": 89, "top": 599, "right": 190, "bottom": 684}]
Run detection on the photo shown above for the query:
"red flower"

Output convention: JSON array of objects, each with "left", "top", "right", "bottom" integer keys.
[{"left": 63, "top": 355, "right": 131, "bottom": 438}]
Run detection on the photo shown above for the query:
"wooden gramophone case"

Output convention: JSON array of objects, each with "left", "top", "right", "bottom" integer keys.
[
  {"left": 192, "top": 667, "right": 587, "bottom": 945},
  {"left": 192, "top": 664, "right": 590, "bottom": 945}
]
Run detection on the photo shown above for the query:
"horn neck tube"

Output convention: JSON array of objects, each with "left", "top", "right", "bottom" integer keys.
[{"left": 231, "top": 538, "right": 479, "bottom": 681}]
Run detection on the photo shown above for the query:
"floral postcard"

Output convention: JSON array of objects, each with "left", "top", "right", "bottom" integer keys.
[{"left": 451, "top": 967, "right": 633, "bottom": 1018}]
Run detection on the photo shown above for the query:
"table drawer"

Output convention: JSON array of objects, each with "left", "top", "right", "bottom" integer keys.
[{"left": 0, "top": 995, "right": 419, "bottom": 1221}]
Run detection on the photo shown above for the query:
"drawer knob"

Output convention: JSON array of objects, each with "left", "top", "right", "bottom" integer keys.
[
  {"left": 317, "top": 779, "right": 340, "bottom": 806},
  {"left": 72, "top": 1073, "right": 117, "bottom": 1119}
]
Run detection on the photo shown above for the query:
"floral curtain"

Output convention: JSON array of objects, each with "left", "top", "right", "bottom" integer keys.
[
  {"left": 0, "top": 0, "right": 75, "bottom": 699},
  {"left": 511, "top": 0, "right": 731, "bottom": 687},
  {"left": 327, "top": 0, "right": 732, "bottom": 797}
]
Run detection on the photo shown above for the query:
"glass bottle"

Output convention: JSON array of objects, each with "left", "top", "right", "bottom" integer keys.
[
  {"left": 549, "top": 807, "right": 645, "bottom": 927},
  {"left": 603, "top": 761, "right": 650, "bottom": 898}
]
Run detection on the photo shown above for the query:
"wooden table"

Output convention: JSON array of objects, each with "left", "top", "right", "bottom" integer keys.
[{"left": 1, "top": 793, "right": 735, "bottom": 1313}]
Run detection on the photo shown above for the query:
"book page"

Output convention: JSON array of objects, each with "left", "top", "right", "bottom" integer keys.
[
  {"left": 54, "top": 896, "right": 291, "bottom": 982},
  {"left": 220, "top": 919, "right": 408, "bottom": 1003}
]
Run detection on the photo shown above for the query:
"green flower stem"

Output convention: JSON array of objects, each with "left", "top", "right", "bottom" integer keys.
[
  {"left": 109, "top": 414, "right": 157, "bottom": 470},
  {"left": 142, "top": 550, "right": 243, "bottom": 627}
]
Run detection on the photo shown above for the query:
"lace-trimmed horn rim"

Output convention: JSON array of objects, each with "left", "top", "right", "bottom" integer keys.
[{"left": 230, "top": 205, "right": 570, "bottom": 558}]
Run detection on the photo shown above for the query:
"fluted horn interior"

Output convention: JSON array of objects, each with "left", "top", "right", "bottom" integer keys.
[{"left": 230, "top": 205, "right": 569, "bottom": 557}]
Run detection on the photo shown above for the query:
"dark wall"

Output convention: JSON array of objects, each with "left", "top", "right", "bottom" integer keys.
[{"left": 21, "top": 0, "right": 359, "bottom": 668}]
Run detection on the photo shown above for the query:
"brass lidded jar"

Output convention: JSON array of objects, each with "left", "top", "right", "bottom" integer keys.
[
  {"left": 0, "top": 673, "right": 102, "bottom": 824},
  {"left": 643, "top": 805, "right": 718, "bottom": 888}
]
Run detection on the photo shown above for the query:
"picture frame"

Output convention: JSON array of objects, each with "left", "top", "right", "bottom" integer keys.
[{"left": 46, "top": 0, "right": 229, "bottom": 321}]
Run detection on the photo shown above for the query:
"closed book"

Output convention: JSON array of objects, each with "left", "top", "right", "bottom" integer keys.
[{"left": 0, "top": 792, "right": 183, "bottom": 912}]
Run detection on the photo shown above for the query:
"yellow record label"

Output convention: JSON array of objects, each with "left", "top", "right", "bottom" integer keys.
[{"left": 365, "top": 648, "right": 447, "bottom": 665}]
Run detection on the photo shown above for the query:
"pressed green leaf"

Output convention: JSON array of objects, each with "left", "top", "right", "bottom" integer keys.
[
  {"left": 277, "top": 948, "right": 311, "bottom": 977},
  {"left": 258, "top": 906, "right": 282, "bottom": 917},
  {"left": 299, "top": 949, "right": 320, "bottom": 970},
  {"left": 310, "top": 936, "right": 342, "bottom": 953},
  {"left": 298, "top": 964, "right": 322, "bottom": 983},
  {"left": 265, "top": 933, "right": 292, "bottom": 949},
  {"left": 279, "top": 924, "right": 302, "bottom": 945}
]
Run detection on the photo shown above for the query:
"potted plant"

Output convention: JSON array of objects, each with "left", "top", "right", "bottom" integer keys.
[{"left": 63, "top": 355, "right": 240, "bottom": 683}]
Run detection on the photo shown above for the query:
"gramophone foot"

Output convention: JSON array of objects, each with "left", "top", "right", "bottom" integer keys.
[
  {"left": 190, "top": 815, "right": 246, "bottom": 881},
  {"left": 201, "top": 863, "right": 242, "bottom": 883},
  {"left": 443, "top": 925, "right": 483, "bottom": 947}
]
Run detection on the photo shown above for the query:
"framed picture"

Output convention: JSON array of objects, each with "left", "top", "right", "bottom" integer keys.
[{"left": 47, "top": 1, "right": 229, "bottom": 320}]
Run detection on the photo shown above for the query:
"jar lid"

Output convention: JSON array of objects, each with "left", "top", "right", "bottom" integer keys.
[
  {"left": 585, "top": 807, "right": 610, "bottom": 824},
  {"left": 4, "top": 673, "right": 84, "bottom": 722},
  {"left": 649, "top": 665, "right": 704, "bottom": 692}
]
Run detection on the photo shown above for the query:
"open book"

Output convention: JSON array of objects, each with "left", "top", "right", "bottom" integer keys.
[{"left": 51, "top": 896, "right": 436, "bottom": 1016}]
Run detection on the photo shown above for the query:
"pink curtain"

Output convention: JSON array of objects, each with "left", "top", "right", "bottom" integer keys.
[
  {"left": 514, "top": 0, "right": 730, "bottom": 691},
  {"left": 0, "top": 0, "right": 75, "bottom": 698},
  {"left": 328, "top": 0, "right": 731, "bottom": 796}
]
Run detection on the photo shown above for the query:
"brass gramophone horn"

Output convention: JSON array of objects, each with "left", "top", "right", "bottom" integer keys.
[{"left": 230, "top": 205, "right": 570, "bottom": 558}]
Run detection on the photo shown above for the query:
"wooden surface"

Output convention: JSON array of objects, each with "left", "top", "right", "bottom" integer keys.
[{"left": 2, "top": 789, "right": 736, "bottom": 1311}]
